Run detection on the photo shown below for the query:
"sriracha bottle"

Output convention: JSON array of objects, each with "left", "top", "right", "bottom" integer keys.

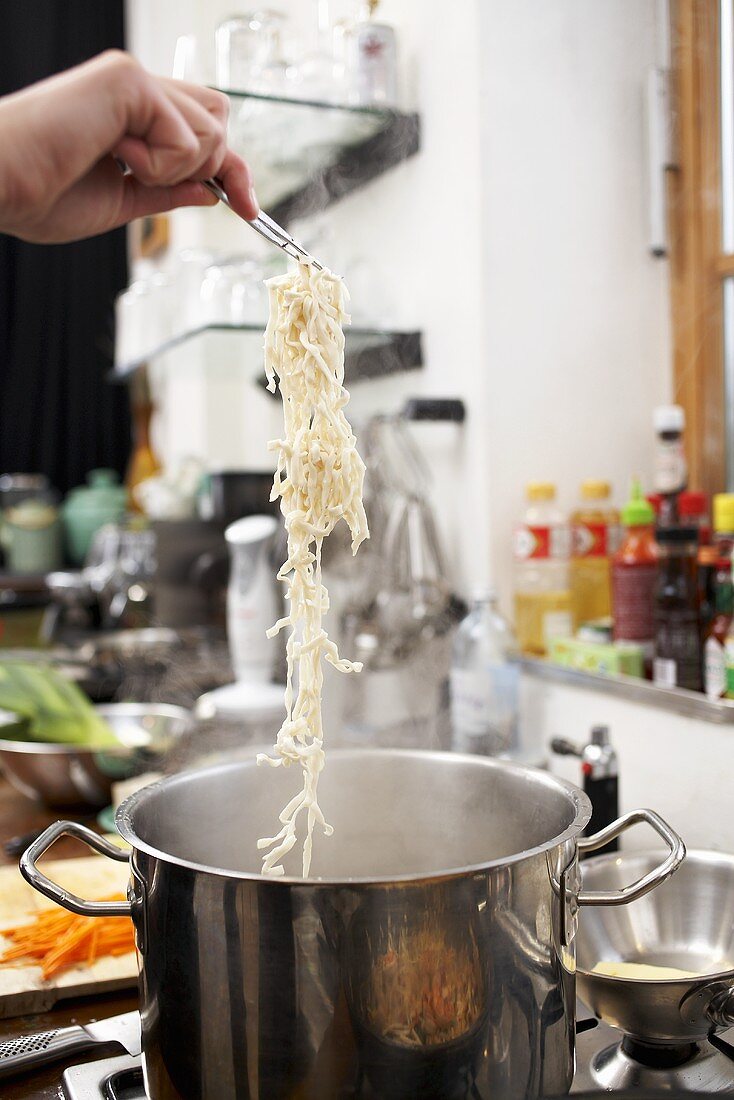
[{"left": 611, "top": 480, "right": 658, "bottom": 675}]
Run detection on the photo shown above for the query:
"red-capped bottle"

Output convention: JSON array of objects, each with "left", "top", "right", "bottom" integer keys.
[{"left": 678, "top": 490, "right": 710, "bottom": 544}]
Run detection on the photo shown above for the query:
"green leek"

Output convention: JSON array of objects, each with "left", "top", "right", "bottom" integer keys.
[{"left": 0, "top": 662, "right": 119, "bottom": 747}]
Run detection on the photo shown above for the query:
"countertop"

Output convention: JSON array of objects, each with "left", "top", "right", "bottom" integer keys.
[{"left": 0, "top": 778, "right": 138, "bottom": 1100}]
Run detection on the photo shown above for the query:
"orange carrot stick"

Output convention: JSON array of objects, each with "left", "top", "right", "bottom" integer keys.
[{"left": 1, "top": 895, "right": 135, "bottom": 979}]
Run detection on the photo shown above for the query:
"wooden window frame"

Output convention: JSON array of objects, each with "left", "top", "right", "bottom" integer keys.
[{"left": 669, "top": 0, "right": 729, "bottom": 493}]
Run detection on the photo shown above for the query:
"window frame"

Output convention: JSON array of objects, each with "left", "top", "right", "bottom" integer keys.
[{"left": 668, "top": 0, "right": 729, "bottom": 493}]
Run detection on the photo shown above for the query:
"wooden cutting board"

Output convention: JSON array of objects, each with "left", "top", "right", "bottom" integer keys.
[{"left": 0, "top": 852, "right": 138, "bottom": 1019}]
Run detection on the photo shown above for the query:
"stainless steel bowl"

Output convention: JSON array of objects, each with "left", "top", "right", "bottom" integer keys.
[
  {"left": 0, "top": 703, "right": 191, "bottom": 809},
  {"left": 577, "top": 849, "right": 734, "bottom": 1043}
]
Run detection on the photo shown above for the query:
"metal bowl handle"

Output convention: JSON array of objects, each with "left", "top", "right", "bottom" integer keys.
[
  {"left": 577, "top": 808, "right": 686, "bottom": 907},
  {"left": 680, "top": 981, "right": 734, "bottom": 1035},
  {"left": 20, "top": 820, "right": 131, "bottom": 917},
  {"left": 707, "top": 988, "right": 734, "bottom": 1030}
]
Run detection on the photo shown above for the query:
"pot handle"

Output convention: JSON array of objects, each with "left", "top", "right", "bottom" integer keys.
[
  {"left": 680, "top": 981, "right": 734, "bottom": 1033},
  {"left": 577, "top": 808, "right": 686, "bottom": 907},
  {"left": 20, "top": 820, "right": 131, "bottom": 917}
]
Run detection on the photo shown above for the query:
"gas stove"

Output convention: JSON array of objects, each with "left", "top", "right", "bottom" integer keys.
[
  {"left": 60, "top": 1015, "right": 734, "bottom": 1099},
  {"left": 573, "top": 1014, "right": 734, "bottom": 1094}
]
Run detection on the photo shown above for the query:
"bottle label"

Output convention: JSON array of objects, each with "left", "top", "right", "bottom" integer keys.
[
  {"left": 352, "top": 25, "right": 397, "bottom": 104},
  {"left": 654, "top": 609, "right": 701, "bottom": 691},
  {"left": 572, "top": 522, "right": 620, "bottom": 558},
  {"left": 543, "top": 610, "right": 573, "bottom": 645},
  {"left": 450, "top": 665, "right": 519, "bottom": 755},
  {"left": 514, "top": 524, "right": 569, "bottom": 561},
  {"left": 653, "top": 657, "right": 677, "bottom": 687},
  {"left": 654, "top": 439, "right": 687, "bottom": 495},
  {"left": 704, "top": 637, "right": 727, "bottom": 699},
  {"left": 611, "top": 563, "right": 657, "bottom": 642}
]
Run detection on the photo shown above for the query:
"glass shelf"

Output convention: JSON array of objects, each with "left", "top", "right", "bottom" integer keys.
[
  {"left": 220, "top": 88, "right": 420, "bottom": 222},
  {"left": 113, "top": 323, "right": 423, "bottom": 385}
]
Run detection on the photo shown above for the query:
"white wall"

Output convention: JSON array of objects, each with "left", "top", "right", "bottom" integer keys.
[
  {"left": 478, "top": 0, "right": 672, "bottom": 612},
  {"left": 126, "top": 0, "right": 672, "bottom": 609}
]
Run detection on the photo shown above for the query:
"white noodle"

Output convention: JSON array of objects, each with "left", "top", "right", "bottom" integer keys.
[{"left": 256, "top": 260, "right": 369, "bottom": 877}]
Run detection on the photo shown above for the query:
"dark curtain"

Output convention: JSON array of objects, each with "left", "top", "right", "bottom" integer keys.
[{"left": 0, "top": 0, "right": 130, "bottom": 495}]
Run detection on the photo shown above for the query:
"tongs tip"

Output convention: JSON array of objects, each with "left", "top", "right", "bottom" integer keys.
[{"left": 203, "top": 178, "right": 325, "bottom": 273}]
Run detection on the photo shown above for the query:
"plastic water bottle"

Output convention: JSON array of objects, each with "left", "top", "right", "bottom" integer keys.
[{"left": 450, "top": 590, "right": 520, "bottom": 756}]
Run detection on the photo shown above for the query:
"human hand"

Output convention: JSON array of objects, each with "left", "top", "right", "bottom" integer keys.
[{"left": 0, "top": 50, "right": 258, "bottom": 244}]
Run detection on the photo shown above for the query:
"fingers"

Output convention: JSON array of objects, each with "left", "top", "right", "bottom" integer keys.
[
  {"left": 158, "top": 78, "right": 230, "bottom": 126},
  {"left": 150, "top": 80, "right": 258, "bottom": 216},
  {"left": 105, "top": 53, "right": 257, "bottom": 208},
  {"left": 156, "top": 83, "right": 227, "bottom": 183},
  {"left": 217, "top": 148, "right": 259, "bottom": 220},
  {"left": 112, "top": 70, "right": 216, "bottom": 186},
  {"left": 0, "top": 49, "right": 260, "bottom": 243}
]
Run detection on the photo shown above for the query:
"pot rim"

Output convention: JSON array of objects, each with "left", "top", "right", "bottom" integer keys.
[{"left": 115, "top": 748, "right": 593, "bottom": 885}]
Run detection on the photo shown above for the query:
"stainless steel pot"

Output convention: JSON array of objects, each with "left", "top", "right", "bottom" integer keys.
[{"left": 20, "top": 750, "right": 684, "bottom": 1099}]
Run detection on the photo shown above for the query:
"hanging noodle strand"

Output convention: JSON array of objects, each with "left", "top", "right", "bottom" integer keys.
[{"left": 257, "top": 260, "right": 368, "bottom": 877}]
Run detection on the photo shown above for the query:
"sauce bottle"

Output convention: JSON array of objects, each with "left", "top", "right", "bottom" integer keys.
[
  {"left": 125, "top": 369, "right": 162, "bottom": 513},
  {"left": 713, "top": 494, "right": 734, "bottom": 562},
  {"left": 570, "top": 480, "right": 619, "bottom": 627},
  {"left": 653, "top": 405, "right": 687, "bottom": 497},
  {"left": 513, "top": 482, "right": 572, "bottom": 656},
  {"left": 698, "top": 544, "right": 720, "bottom": 640},
  {"left": 678, "top": 490, "right": 710, "bottom": 544},
  {"left": 704, "top": 567, "right": 734, "bottom": 699},
  {"left": 653, "top": 526, "right": 702, "bottom": 692},
  {"left": 611, "top": 480, "right": 658, "bottom": 672}
]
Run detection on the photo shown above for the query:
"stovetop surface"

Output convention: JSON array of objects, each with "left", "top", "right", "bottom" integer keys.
[{"left": 61, "top": 1018, "right": 734, "bottom": 1099}]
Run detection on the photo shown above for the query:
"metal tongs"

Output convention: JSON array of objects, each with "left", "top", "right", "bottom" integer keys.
[{"left": 202, "top": 178, "right": 324, "bottom": 271}]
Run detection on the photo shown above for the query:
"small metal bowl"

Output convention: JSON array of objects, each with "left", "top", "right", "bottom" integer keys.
[{"left": 0, "top": 703, "right": 191, "bottom": 809}]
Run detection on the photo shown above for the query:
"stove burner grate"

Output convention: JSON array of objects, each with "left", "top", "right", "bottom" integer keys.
[{"left": 103, "top": 1067, "right": 145, "bottom": 1100}]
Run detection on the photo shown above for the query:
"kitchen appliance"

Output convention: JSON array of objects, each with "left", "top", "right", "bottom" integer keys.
[
  {"left": 572, "top": 1010, "right": 734, "bottom": 1094},
  {"left": 0, "top": 703, "right": 190, "bottom": 808},
  {"left": 339, "top": 405, "right": 465, "bottom": 747},
  {"left": 343, "top": 403, "right": 466, "bottom": 670},
  {"left": 206, "top": 470, "right": 277, "bottom": 525},
  {"left": 225, "top": 514, "right": 280, "bottom": 683},
  {"left": 551, "top": 726, "right": 619, "bottom": 854},
  {"left": 151, "top": 519, "right": 227, "bottom": 629},
  {"left": 54, "top": 1047, "right": 734, "bottom": 1100},
  {"left": 0, "top": 1011, "right": 140, "bottom": 1079},
  {"left": 84, "top": 523, "right": 156, "bottom": 631},
  {"left": 22, "top": 750, "right": 683, "bottom": 1099},
  {"left": 575, "top": 848, "right": 734, "bottom": 1092},
  {"left": 56, "top": 1018, "right": 734, "bottom": 1099},
  {"left": 0, "top": 574, "right": 51, "bottom": 648},
  {"left": 41, "top": 571, "right": 102, "bottom": 643}
]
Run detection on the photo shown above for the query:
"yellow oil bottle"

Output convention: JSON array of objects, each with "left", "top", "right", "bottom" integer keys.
[{"left": 570, "top": 480, "right": 619, "bottom": 628}]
